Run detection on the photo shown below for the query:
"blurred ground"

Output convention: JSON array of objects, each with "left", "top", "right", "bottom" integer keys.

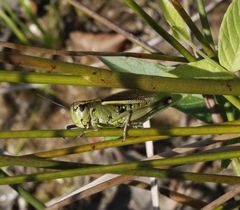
[{"left": 0, "top": 0, "right": 232, "bottom": 210}]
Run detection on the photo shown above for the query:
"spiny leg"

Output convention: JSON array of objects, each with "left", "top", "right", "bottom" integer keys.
[
  {"left": 122, "top": 111, "right": 132, "bottom": 141},
  {"left": 107, "top": 110, "right": 132, "bottom": 141}
]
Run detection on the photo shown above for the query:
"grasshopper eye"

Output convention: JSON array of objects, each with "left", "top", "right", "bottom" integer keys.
[
  {"left": 79, "top": 104, "right": 86, "bottom": 112},
  {"left": 118, "top": 105, "right": 126, "bottom": 113},
  {"left": 165, "top": 97, "right": 173, "bottom": 105}
]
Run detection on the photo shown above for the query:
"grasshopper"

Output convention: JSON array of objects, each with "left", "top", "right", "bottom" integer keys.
[{"left": 68, "top": 90, "right": 181, "bottom": 140}]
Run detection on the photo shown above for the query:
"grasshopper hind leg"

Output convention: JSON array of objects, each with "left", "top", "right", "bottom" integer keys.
[
  {"left": 122, "top": 111, "right": 133, "bottom": 142},
  {"left": 109, "top": 110, "right": 132, "bottom": 142},
  {"left": 123, "top": 113, "right": 130, "bottom": 141}
]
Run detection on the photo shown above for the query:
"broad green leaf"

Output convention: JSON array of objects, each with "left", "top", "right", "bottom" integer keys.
[
  {"left": 218, "top": 0, "right": 240, "bottom": 72},
  {"left": 101, "top": 56, "right": 174, "bottom": 77},
  {"left": 170, "top": 58, "right": 234, "bottom": 79},
  {"left": 102, "top": 56, "right": 213, "bottom": 122},
  {"left": 171, "top": 59, "right": 233, "bottom": 123},
  {"left": 173, "top": 94, "right": 213, "bottom": 123},
  {"left": 158, "top": 0, "right": 190, "bottom": 41},
  {"left": 102, "top": 57, "right": 236, "bottom": 123}
]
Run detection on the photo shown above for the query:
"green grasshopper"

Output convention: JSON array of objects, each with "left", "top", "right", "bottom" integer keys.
[{"left": 68, "top": 90, "right": 181, "bottom": 140}]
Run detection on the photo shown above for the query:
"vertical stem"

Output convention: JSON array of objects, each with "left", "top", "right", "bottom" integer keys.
[
  {"left": 0, "top": 8, "right": 29, "bottom": 44},
  {"left": 170, "top": 0, "right": 215, "bottom": 57},
  {"left": 0, "top": 170, "right": 46, "bottom": 210},
  {"left": 196, "top": 0, "right": 215, "bottom": 50},
  {"left": 124, "top": 0, "right": 196, "bottom": 62}
]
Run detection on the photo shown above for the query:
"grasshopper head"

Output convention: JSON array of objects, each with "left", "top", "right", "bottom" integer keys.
[{"left": 70, "top": 101, "right": 91, "bottom": 128}]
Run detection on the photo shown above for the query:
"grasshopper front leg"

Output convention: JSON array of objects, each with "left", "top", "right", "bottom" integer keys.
[
  {"left": 66, "top": 123, "right": 98, "bottom": 138},
  {"left": 66, "top": 124, "right": 78, "bottom": 129}
]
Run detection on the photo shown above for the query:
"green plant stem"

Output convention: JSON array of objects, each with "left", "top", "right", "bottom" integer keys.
[
  {"left": 32, "top": 136, "right": 168, "bottom": 158},
  {"left": 0, "top": 125, "right": 240, "bottom": 139},
  {"left": 224, "top": 96, "right": 240, "bottom": 111},
  {"left": 124, "top": 169, "right": 240, "bottom": 185},
  {"left": 8, "top": 124, "right": 239, "bottom": 158},
  {"left": 2, "top": 150, "right": 240, "bottom": 185},
  {"left": 19, "top": 0, "right": 45, "bottom": 35},
  {"left": 0, "top": 51, "right": 182, "bottom": 74},
  {"left": 225, "top": 113, "right": 240, "bottom": 177},
  {"left": 0, "top": 8, "right": 29, "bottom": 44},
  {"left": 0, "top": 41, "right": 187, "bottom": 62},
  {"left": 232, "top": 158, "right": 240, "bottom": 176},
  {"left": 224, "top": 102, "right": 235, "bottom": 121},
  {"left": 0, "top": 154, "right": 93, "bottom": 168},
  {"left": 214, "top": 200, "right": 240, "bottom": 210},
  {"left": 0, "top": 69, "right": 239, "bottom": 95},
  {"left": 1, "top": 52, "right": 240, "bottom": 95},
  {"left": 124, "top": 0, "right": 196, "bottom": 62},
  {"left": 196, "top": 0, "right": 215, "bottom": 50},
  {"left": 0, "top": 170, "right": 46, "bottom": 210},
  {"left": 2, "top": 0, "right": 34, "bottom": 39},
  {"left": 170, "top": 0, "right": 215, "bottom": 56},
  {"left": 13, "top": 186, "right": 46, "bottom": 209}
]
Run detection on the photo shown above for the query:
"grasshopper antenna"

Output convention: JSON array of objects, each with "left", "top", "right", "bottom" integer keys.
[{"left": 37, "top": 93, "right": 68, "bottom": 109}]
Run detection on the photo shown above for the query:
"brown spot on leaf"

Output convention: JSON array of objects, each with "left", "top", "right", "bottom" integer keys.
[
  {"left": 50, "top": 64, "right": 56, "bottom": 72},
  {"left": 226, "top": 82, "right": 232, "bottom": 92},
  {"left": 91, "top": 144, "right": 96, "bottom": 150}
]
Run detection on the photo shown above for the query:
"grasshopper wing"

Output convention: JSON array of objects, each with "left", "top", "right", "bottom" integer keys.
[{"left": 102, "top": 90, "right": 167, "bottom": 106}]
